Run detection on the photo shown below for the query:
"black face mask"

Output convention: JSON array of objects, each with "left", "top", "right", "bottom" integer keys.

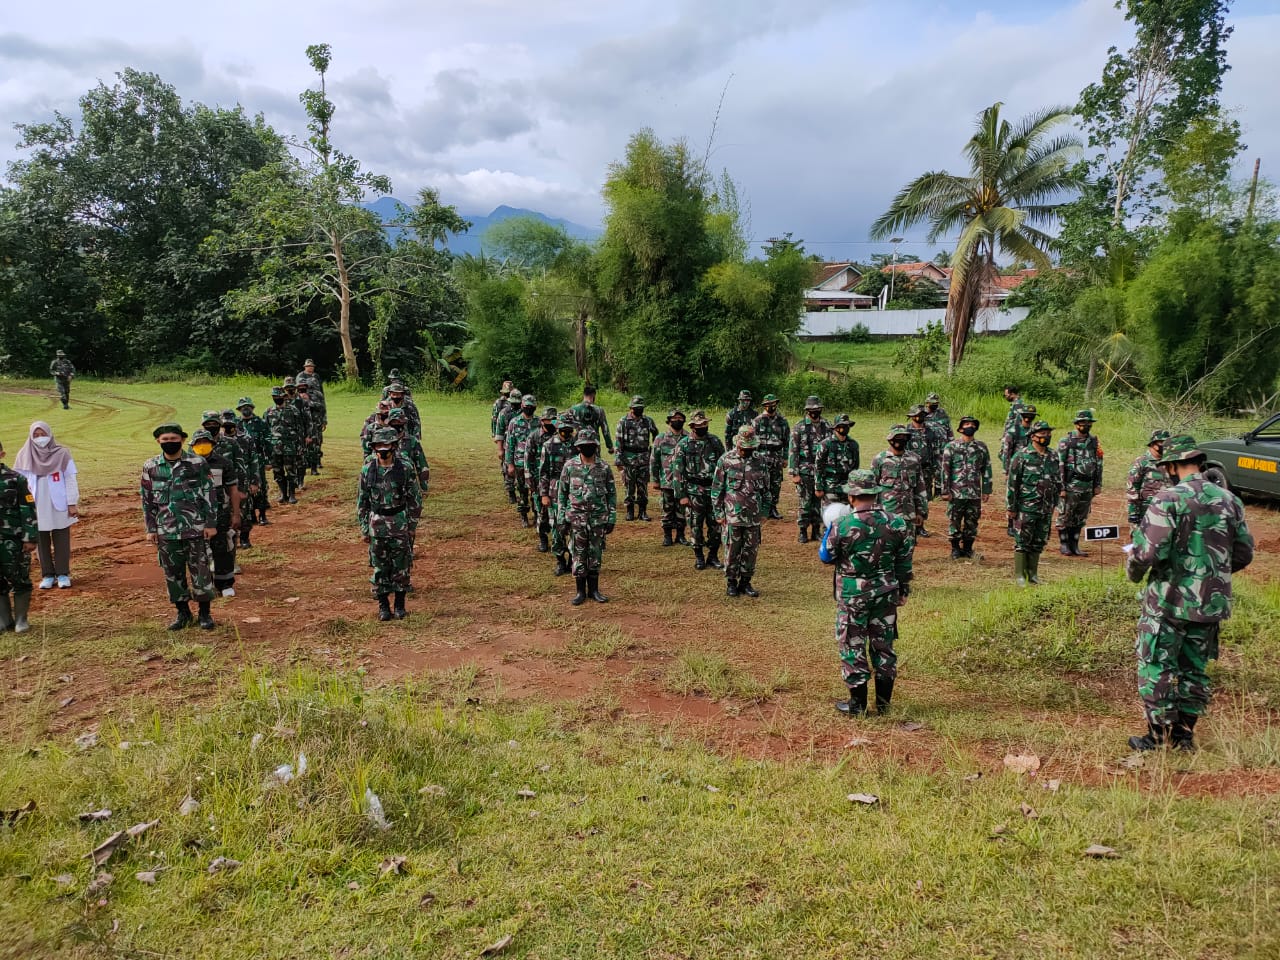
[
  {"left": 542, "top": 423, "right": 555, "bottom": 434},
  {"left": 559, "top": 431, "right": 574, "bottom": 442},
  {"left": 578, "top": 445, "right": 598, "bottom": 458},
  {"left": 889, "top": 440, "right": 905, "bottom": 452},
  {"left": 740, "top": 448, "right": 755, "bottom": 458},
  {"left": 692, "top": 426, "right": 708, "bottom": 437},
  {"left": 632, "top": 408, "right": 645, "bottom": 417},
  {"left": 1153, "top": 446, "right": 1164, "bottom": 458},
  {"left": 203, "top": 424, "right": 220, "bottom": 438},
  {"left": 1032, "top": 435, "right": 1050, "bottom": 447},
  {"left": 273, "top": 397, "right": 284, "bottom": 405},
  {"left": 835, "top": 427, "right": 849, "bottom": 437},
  {"left": 808, "top": 411, "right": 822, "bottom": 420},
  {"left": 960, "top": 426, "right": 977, "bottom": 437},
  {"left": 1078, "top": 424, "right": 1092, "bottom": 434},
  {"left": 671, "top": 421, "right": 685, "bottom": 432},
  {"left": 522, "top": 405, "right": 535, "bottom": 416},
  {"left": 376, "top": 447, "right": 395, "bottom": 460},
  {"left": 928, "top": 404, "right": 939, "bottom": 413},
  {"left": 159, "top": 440, "right": 183, "bottom": 456}
]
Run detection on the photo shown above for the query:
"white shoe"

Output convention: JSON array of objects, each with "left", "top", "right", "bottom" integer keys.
[
  {"left": 221, "top": 587, "right": 236, "bottom": 598},
  {"left": 57, "top": 575, "right": 72, "bottom": 589},
  {"left": 38, "top": 577, "right": 55, "bottom": 590},
  {"left": 233, "top": 565, "right": 242, "bottom": 575}
]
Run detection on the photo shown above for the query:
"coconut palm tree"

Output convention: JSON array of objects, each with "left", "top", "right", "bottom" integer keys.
[{"left": 871, "top": 102, "right": 1083, "bottom": 372}]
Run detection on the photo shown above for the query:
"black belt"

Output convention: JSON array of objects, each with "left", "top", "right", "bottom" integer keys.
[
  {"left": 687, "top": 477, "right": 711, "bottom": 486},
  {"left": 372, "top": 507, "right": 406, "bottom": 516}
]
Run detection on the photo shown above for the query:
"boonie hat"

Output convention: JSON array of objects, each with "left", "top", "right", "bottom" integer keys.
[
  {"left": 845, "top": 468, "right": 888, "bottom": 497},
  {"left": 574, "top": 427, "right": 600, "bottom": 447},
  {"left": 153, "top": 422, "right": 187, "bottom": 439},
  {"left": 735, "top": 426, "right": 759, "bottom": 449},
  {"left": 1157, "top": 435, "right": 1203, "bottom": 465},
  {"left": 803, "top": 395, "right": 823, "bottom": 411}
]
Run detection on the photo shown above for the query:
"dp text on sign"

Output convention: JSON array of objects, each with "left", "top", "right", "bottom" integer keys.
[{"left": 1084, "top": 525, "right": 1120, "bottom": 542}]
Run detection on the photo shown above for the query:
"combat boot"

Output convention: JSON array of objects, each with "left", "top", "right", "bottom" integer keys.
[
  {"left": 740, "top": 579, "right": 759, "bottom": 598},
  {"left": 553, "top": 553, "right": 569, "bottom": 577},
  {"left": 637, "top": 503, "right": 651, "bottom": 522},
  {"left": 277, "top": 481, "right": 289, "bottom": 505},
  {"left": 1170, "top": 714, "right": 1198, "bottom": 752},
  {"left": 197, "top": 600, "right": 216, "bottom": 631},
  {"left": 962, "top": 537, "right": 975, "bottom": 558},
  {"left": 915, "top": 526, "right": 932, "bottom": 539},
  {"left": 768, "top": 505, "right": 783, "bottom": 521},
  {"left": 797, "top": 527, "right": 809, "bottom": 544},
  {"left": 1128, "top": 721, "right": 1170, "bottom": 752},
  {"left": 1058, "top": 529, "right": 1072, "bottom": 556},
  {"left": 625, "top": 503, "right": 635, "bottom": 522},
  {"left": 377, "top": 594, "right": 393, "bottom": 622},
  {"left": 393, "top": 592, "right": 407, "bottom": 620},
  {"left": 571, "top": 577, "right": 587, "bottom": 606},
  {"left": 167, "top": 602, "right": 193, "bottom": 631},
  {"left": 662, "top": 527, "right": 674, "bottom": 547},
  {"left": 874, "top": 675, "right": 895, "bottom": 714},
  {"left": 0, "top": 593, "right": 11, "bottom": 631},
  {"left": 706, "top": 546, "right": 725, "bottom": 570},
  {"left": 675, "top": 523, "right": 690, "bottom": 546},
  {"left": 12, "top": 591, "right": 31, "bottom": 634},
  {"left": 811, "top": 522, "right": 823, "bottom": 543},
  {"left": 506, "top": 488, "right": 517, "bottom": 505},
  {"left": 287, "top": 481, "right": 298, "bottom": 504},
  {"left": 950, "top": 539, "right": 962, "bottom": 559},
  {"left": 537, "top": 531, "right": 550, "bottom": 553},
  {"left": 1070, "top": 530, "right": 1089, "bottom": 557},
  {"left": 519, "top": 508, "right": 530, "bottom": 529},
  {"left": 726, "top": 579, "right": 740, "bottom": 597},
  {"left": 835, "top": 683, "right": 868, "bottom": 717},
  {"left": 1027, "top": 552, "right": 1042, "bottom": 585},
  {"left": 257, "top": 508, "right": 270, "bottom": 526},
  {"left": 239, "top": 529, "right": 252, "bottom": 549},
  {"left": 1013, "top": 552, "right": 1028, "bottom": 588},
  {"left": 588, "top": 574, "right": 608, "bottom": 604},
  {"left": 694, "top": 547, "right": 706, "bottom": 570}
]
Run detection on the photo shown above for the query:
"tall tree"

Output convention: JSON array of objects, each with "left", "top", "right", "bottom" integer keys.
[{"left": 871, "top": 103, "right": 1082, "bottom": 372}]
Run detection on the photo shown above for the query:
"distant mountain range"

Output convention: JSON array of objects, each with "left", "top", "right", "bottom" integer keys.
[{"left": 360, "top": 197, "right": 601, "bottom": 256}]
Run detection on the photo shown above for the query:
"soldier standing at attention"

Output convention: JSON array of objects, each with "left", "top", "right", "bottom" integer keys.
[
  {"left": 789, "top": 396, "right": 831, "bottom": 543},
  {"left": 814, "top": 414, "right": 860, "bottom": 505},
  {"left": 939, "top": 416, "right": 992, "bottom": 559},
  {"left": 1124, "top": 435, "right": 1253, "bottom": 752},
  {"left": 1057, "top": 409, "right": 1104, "bottom": 557},
  {"left": 388, "top": 408, "right": 430, "bottom": 552},
  {"left": 49, "top": 351, "right": 76, "bottom": 410},
  {"left": 264, "top": 386, "right": 305, "bottom": 505},
  {"left": 296, "top": 381, "right": 325, "bottom": 475},
  {"left": 724, "top": 390, "right": 757, "bottom": 448},
  {"left": 1127, "top": 429, "right": 1171, "bottom": 531},
  {"left": 237, "top": 398, "right": 272, "bottom": 526},
  {"left": 192, "top": 416, "right": 242, "bottom": 598},
  {"left": 387, "top": 381, "right": 421, "bottom": 441},
  {"left": 538, "top": 414, "right": 577, "bottom": 576},
  {"left": 362, "top": 400, "right": 392, "bottom": 457},
  {"left": 494, "top": 387, "right": 523, "bottom": 502},
  {"left": 504, "top": 394, "right": 539, "bottom": 528},
  {"left": 999, "top": 404, "right": 1038, "bottom": 474},
  {"left": 819, "top": 469, "right": 913, "bottom": 717},
  {"left": 671, "top": 410, "right": 726, "bottom": 571},
  {"left": 905, "top": 404, "right": 940, "bottom": 533},
  {"left": 140, "top": 423, "right": 217, "bottom": 631},
  {"left": 570, "top": 385, "right": 613, "bottom": 455},
  {"left": 1006, "top": 419, "right": 1062, "bottom": 587},
  {"left": 0, "top": 437, "right": 37, "bottom": 634},
  {"left": 615, "top": 396, "right": 658, "bottom": 522},
  {"left": 524, "top": 407, "right": 559, "bottom": 553},
  {"left": 282, "top": 377, "right": 313, "bottom": 491},
  {"left": 925, "top": 392, "right": 952, "bottom": 437},
  {"left": 557, "top": 427, "right": 616, "bottom": 606},
  {"left": 221, "top": 411, "right": 260, "bottom": 550},
  {"left": 296, "top": 359, "right": 327, "bottom": 472},
  {"left": 650, "top": 409, "right": 688, "bottom": 546},
  {"left": 491, "top": 380, "right": 513, "bottom": 436},
  {"left": 871, "top": 425, "right": 928, "bottom": 542},
  {"left": 712, "top": 425, "right": 769, "bottom": 598},
  {"left": 752, "top": 394, "right": 790, "bottom": 522},
  {"left": 358, "top": 426, "right": 422, "bottom": 622}
]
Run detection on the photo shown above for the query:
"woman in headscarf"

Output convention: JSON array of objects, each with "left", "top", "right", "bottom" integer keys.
[{"left": 13, "top": 421, "right": 79, "bottom": 589}]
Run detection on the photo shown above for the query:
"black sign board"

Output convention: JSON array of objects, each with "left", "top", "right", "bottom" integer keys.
[{"left": 1084, "top": 525, "right": 1120, "bottom": 542}]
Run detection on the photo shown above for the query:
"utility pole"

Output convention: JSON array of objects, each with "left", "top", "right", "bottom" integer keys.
[
  {"left": 1246, "top": 158, "right": 1261, "bottom": 223},
  {"left": 888, "top": 237, "right": 904, "bottom": 306}
]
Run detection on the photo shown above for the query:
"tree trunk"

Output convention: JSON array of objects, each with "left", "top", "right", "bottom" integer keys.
[
  {"left": 574, "top": 306, "right": 588, "bottom": 377},
  {"left": 333, "top": 236, "right": 360, "bottom": 380},
  {"left": 1085, "top": 354, "right": 1097, "bottom": 400}
]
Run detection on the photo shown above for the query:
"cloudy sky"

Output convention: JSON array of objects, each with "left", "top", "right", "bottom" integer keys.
[{"left": 3, "top": 0, "right": 1276, "bottom": 260}]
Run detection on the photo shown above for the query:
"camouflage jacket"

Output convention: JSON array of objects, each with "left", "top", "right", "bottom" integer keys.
[
  {"left": 397, "top": 396, "right": 422, "bottom": 439},
  {"left": 870, "top": 449, "right": 927, "bottom": 521},
  {"left": 711, "top": 450, "right": 769, "bottom": 527},
  {"left": 813, "top": 436, "right": 861, "bottom": 495},
  {"left": 570, "top": 402, "right": 613, "bottom": 453},
  {"left": 195, "top": 440, "right": 242, "bottom": 527},
  {"left": 537, "top": 436, "right": 573, "bottom": 504},
  {"left": 523, "top": 427, "right": 558, "bottom": 480},
  {"left": 360, "top": 416, "right": 385, "bottom": 456},
  {"left": 1000, "top": 420, "right": 1032, "bottom": 469},
  {"left": 140, "top": 453, "right": 215, "bottom": 539},
  {"left": 1126, "top": 474, "right": 1253, "bottom": 623},
  {"left": 650, "top": 429, "right": 687, "bottom": 489},
  {"left": 1003, "top": 399, "right": 1029, "bottom": 434},
  {"left": 239, "top": 414, "right": 272, "bottom": 459},
  {"left": 494, "top": 402, "right": 519, "bottom": 444},
  {"left": 751, "top": 412, "right": 791, "bottom": 458},
  {"left": 503, "top": 413, "right": 538, "bottom": 467},
  {"left": 265, "top": 402, "right": 306, "bottom": 451},
  {"left": 296, "top": 370, "right": 326, "bottom": 402},
  {"left": 1006, "top": 445, "right": 1063, "bottom": 515},
  {"left": 290, "top": 396, "right": 315, "bottom": 438},
  {"left": 926, "top": 419, "right": 951, "bottom": 460},
  {"left": 229, "top": 434, "right": 261, "bottom": 491},
  {"left": 788, "top": 417, "right": 832, "bottom": 475},
  {"left": 670, "top": 432, "right": 725, "bottom": 501},
  {"left": 49, "top": 358, "right": 75, "bottom": 379},
  {"left": 0, "top": 465, "right": 37, "bottom": 544},
  {"left": 1126, "top": 452, "right": 1168, "bottom": 525},
  {"left": 490, "top": 396, "right": 509, "bottom": 437},
  {"left": 940, "top": 439, "right": 993, "bottom": 500},
  {"left": 399, "top": 434, "right": 431, "bottom": 493},
  {"left": 927, "top": 407, "right": 953, "bottom": 438},
  {"left": 820, "top": 506, "right": 914, "bottom": 603},
  {"left": 357, "top": 455, "right": 422, "bottom": 538},
  {"left": 905, "top": 422, "right": 936, "bottom": 469},
  {"left": 724, "top": 404, "right": 758, "bottom": 447},
  {"left": 557, "top": 457, "right": 617, "bottom": 528},
  {"left": 615, "top": 413, "right": 658, "bottom": 462},
  {"left": 1058, "top": 432, "right": 1103, "bottom": 493}
]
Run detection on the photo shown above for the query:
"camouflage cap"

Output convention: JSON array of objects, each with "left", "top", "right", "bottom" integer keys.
[
  {"left": 541, "top": 406, "right": 558, "bottom": 420},
  {"left": 886, "top": 424, "right": 911, "bottom": 441},
  {"left": 376, "top": 399, "right": 392, "bottom": 411},
  {"left": 521, "top": 393, "right": 536, "bottom": 407},
  {"left": 735, "top": 425, "right": 760, "bottom": 449},
  {"left": 1074, "top": 408, "right": 1097, "bottom": 423},
  {"left": 958, "top": 415, "right": 980, "bottom": 429},
  {"left": 371, "top": 426, "right": 400, "bottom": 447},
  {"left": 56, "top": 349, "right": 66, "bottom": 357},
  {"left": 303, "top": 358, "right": 316, "bottom": 366},
  {"left": 667, "top": 407, "right": 686, "bottom": 423},
  {"left": 926, "top": 392, "right": 941, "bottom": 402},
  {"left": 270, "top": 386, "right": 285, "bottom": 398},
  {"left": 152, "top": 422, "right": 187, "bottom": 439},
  {"left": 190, "top": 429, "right": 214, "bottom": 445},
  {"left": 283, "top": 376, "right": 296, "bottom": 387},
  {"left": 389, "top": 381, "right": 406, "bottom": 393},
  {"left": 909, "top": 403, "right": 927, "bottom": 417},
  {"left": 1021, "top": 404, "right": 1038, "bottom": 417},
  {"left": 1030, "top": 419, "right": 1054, "bottom": 434},
  {"left": 297, "top": 381, "right": 309, "bottom": 390},
  {"left": 1147, "top": 428, "right": 1172, "bottom": 447},
  {"left": 556, "top": 416, "right": 576, "bottom": 431},
  {"left": 221, "top": 409, "right": 237, "bottom": 422},
  {"left": 574, "top": 427, "right": 600, "bottom": 447},
  {"left": 201, "top": 409, "right": 222, "bottom": 424},
  {"left": 803, "top": 395, "right": 823, "bottom": 410},
  {"left": 388, "top": 368, "right": 401, "bottom": 379},
  {"left": 845, "top": 468, "right": 888, "bottom": 497},
  {"left": 737, "top": 389, "right": 752, "bottom": 401},
  {"left": 833, "top": 413, "right": 854, "bottom": 427},
  {"left": 508, "top": 387, "right": 523, "bottom": 400},
  {"left": 387, "top": 407, "right": 406, "bottom": 422},
  {"left": 629, "top": 395, "right": 645, "bottom": 408},
  {"left": 236, "top": 396, "right": 254, "bottom": 409},
  {"left": 558, "top": 410, "right": 577, "bottom": 426},
  {"left": 1157, "top": 434, "right": 1203, "bottom": 464},
  {"left": 688, "top": 409, "right": 709, "bottom": 426},
  {"left": 762, "top": 393, "right": 779, "bottom": 405}
]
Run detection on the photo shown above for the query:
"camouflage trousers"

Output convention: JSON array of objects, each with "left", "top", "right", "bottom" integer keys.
[
  {"left": 1058, "top": 488, "right": 1095, "bottom": 530},
  {"left": 684, "top": 488, "right": 721, "bottom": 551},
  {"left": 369, "top": 533, "right": 412, "bottom": 595},
  {"left": 723, "top": 523, "right": 761, "bottom": 583},
  {"left": 1011, "top": 511, "right": 1052, "bottom": 554},
  {"left": 569, "top": 522, "right": 607, "bottom": 576},
  {"left": 0, "top": 539, "right": 33, "bottom": 595},
  {"left": 836, "top": 591, "right": 899, "bottom": 687},
  {"left": 923, "top": 464, "right": 939, "bottom": 501},
  {"left": 307, "top": 430, "right": 323, "bottom": 468},
  {"left": 271, "top": 449, "right": 301, "bottom": 487},
  {"left": 512, "top": 468, "right": 531, "bottom": 513},
  {"left": 500, "top": 448, "right": 515, "bottom": 496},
  {"left": 210, "top": 526, "right": 236, "bottom": 590},
  {"left": 530, "top": 477, "right": 552, "bottom": 531},
  {"left": 759, "top": 451, "right": 784, "bottom": 511},
  {"left": 658, "top": 488, "right": 683, "bottom": 534},
  {"left": 54, "top": 376, "right": 71, "bottom": 404},
  {"left": 156, "top": 537, "right": 215, "bottom": 603},
  {"left": 617, "top": 455, "right": 650, "bottom": 509},
  {"left": 794, "top": 474, "right": 821, "bottom": 529},
  {"left": 1136, "top": 613, "right": 1218, "bottom": 724},
  {"left": 947, "top": 499, "right": 981, "bottom": 540}
]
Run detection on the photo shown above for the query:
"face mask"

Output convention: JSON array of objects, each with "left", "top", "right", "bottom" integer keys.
[
  {"left": 192, "top": 442, "right": 214, "bottom": 457},
  {"left": 160, "top": 440, "right": 183, "bottom": 456},
  {"left": 764, "top": 406, "right": 777, "bottom": 415},
  {"left": 960, "top": 427, "right": 977, "bottom": 437},
  {"left": 889, "top": 440, "right": 905, "bottom": 452},
  {"left": 671, "top": 421, "right": 685, "bottom": 432},
  {"left": 1078, "top": 424, "right": 1092, "bottom": 434},
  {"left": 835, "top": 428, "right": 848, "bottom": 437},
  {"left": 740, "top": 448, "right": 755, "bottom": 458},
  {"left": 928, "top": 405, "right": 938, "bottom": 412},
  {"left": 273, "top": 397, "right": 284, "bottom": 405},
  {"left": 522, "top": 405, "right": 535, "bottom": 415},
  {"left": 578, "top": 445, "right": 598, "bottom": 458},
  {"left": 559, "top": 431, "right": 574, "bottom": 442},
  {"left": 240, "top": 412, "right": 252, "bottom": 419},
  {"left": 203, "top": 425, "right": 220, "bottom": 438},
  {"left": 1153, "top": 446, "right": 1163, "bottom": 458},
  {"left": 391, "top": 396, "right": 404, "bottom": 404},
  {"left": 1033, "top": 435, "right": 1049, "bottom": 447},
  {"left": 692, "top": 426, "right": 707, "bottom": 437},
  {"left": 376, "top": 447, "right": 395, "bottom": 459},
  {"left": 809, "top": 411, "right": 821, "bottom": 420},
  {"left": 33, "top": 436, "right": 52, "bottom": 448},
  {"left": 633, "top": 408, "right": 645, "bottom": 417}
]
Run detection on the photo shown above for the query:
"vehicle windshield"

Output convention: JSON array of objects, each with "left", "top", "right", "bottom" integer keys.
[{"left": 1252, "top": 414, "right": 1280, "bottom": 441}]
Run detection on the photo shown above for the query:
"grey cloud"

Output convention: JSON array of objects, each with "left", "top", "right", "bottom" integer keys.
[{"left": 401, "top": 69, "right": 535, "bottom": 152}]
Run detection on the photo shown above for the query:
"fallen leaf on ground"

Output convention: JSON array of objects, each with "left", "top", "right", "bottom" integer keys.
[
  {"left": 88, "top": 832, "right": 127, "bottom": 867},
  {"left": 419, "top": 892, "right": 437, "bottom": 908},
  {"left": 77, "top": 809, "right": 111, "bottom": 823},
  {"left": 537, "top": 764, "right": 551, "bottom": 772},
  {"left": 85, "top": 872, "right": 113, "bottom": 896},
  {"left": 705, "top": 785, "right": 720, "bottom": 793},
  {"left": 990, "top": 824, "right": 1009, "bottom": 838},
  {"left": 243, "top": 617, "right": 262, "bottom": 624},
  {"left": 2, "top": 799, "right": 36, "bottom": 826},
  {"left": 59, "top": 697, "right": 75, "bottom": 709},
  {"left": 1118, "top": 754, "right": 1145, "bottom": 770},
  {"left": 346, "top": 881, "right": 360, "bottom": 890},
  {"left": 843, "top": 737, "right": 872, "bottom": 748},
  {"left": 480, "top": 933, "right": 514, "bottom": 955},
  {"left": 249, "top": 733, "right": 264, "bottom": 752},
  {"left": 1002, "top": 753, "right": 1040, "bottom": 774},
  {"left": 58, "top": 674, "right": 73, "bottom": 684},
  {"left": 419, "top": 784, "right": 446, "bottom": 797},
  {"left": 283, "top": 597, "right": 300, "bottom": 603},
  {"left": 54, "top": 874, "right": 75, "bottom": 888},
  {"left": 847, "top": 793, "right": 880, "bottom": 805},
  {"left": 75, "top": 731, "right": 98, "bottom": 751},
  {"left": 379, "top": 856, "right": 408, "bottom": 877},
  {"left": 126, "top": 820, "right": 158, "bottom": 840},
  {"left": 506, "top": 740, "right": 520, "bottom": 749},
  {"left": 179, "top": 796, "right": 200, "bottom": 817},
  {"left": 1043, "top": 779, "right": 1061, "bottom": 793},
  {"left": 1084, "top": 844, "right": 1119, "bottom": 859},
  {"left": 1020, "top": 803, "right": 1039, "bottom": 819},
  {"left": 135, "top": 871, "right": 160, "bottom": 885},
  {"left": 515, "top": 789, "right": 536, "bottom": 799},
  {"left": 208, "top": 856, "right": 241, "bottom": 874},
  {"left": 899, "top": 721, "right": 924, "bottom": 732},
  {"left": 962, "top": 773, "right": 982, "bottom": 783}
]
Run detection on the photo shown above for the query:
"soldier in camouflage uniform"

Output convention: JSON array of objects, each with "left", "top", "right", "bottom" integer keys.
[
  {"left": 570, "top": 385, "right": 613, "bottom": 455},
  {"left": 925, "top": 392, "right": 952, "bottom": 437},
  {"left": 1127, "top": 429, "right": 1171, "bottom": 530},
  {"left": 358, "top": 426, "right": 422, "bottom": 622},
  {"left": 140, "top": 423, "right": 218, "bottom": 630},
  {"left": 724, "top": 389, "right": 757, "bottom": 448},
  {"left": 671, "top": 409, "right": 726, "bottom": 571},
  {"left": 1002, "top": 384, "right": 1028, "bottom": 433},
  {"left": 814, "top": 414, "right": 860, "bottom": 504},
  {"left": 1124, "top": 435, "right": 1253, "bottom": 752},
  {"left": 1057, "top": 409, "right": 1104, "bottom": 557},
  {"left": 870, "top": 425, "right": 928, "bottom": 539},
  {"left": 789, "top": 395, "right": 831, "bottom": 543},
  {"left": 49, "top": 350, "right": 75, "bottom": 409},
  {"left": 752, "top": 394, "right": 790, "bottom": 522},
  {"left": 264, "top": 386, "right": 305, "bottom": 505},
  {"left": 380, "top": 369, "right": 413, "bottom": 401},
  {"left": 388, "top": 408, "right": 430, "bottom": 552},
  {"left": 712, "top": 425, "right": 769, "bottom": 598},
  {"left": 524, "top": 406, "right": 560, "bottom": 553},
  {"left": 538, "top": 414, "right": 577, "bottom": 575},
  {"left": 557, "top": 427, "right": 617, "bottom": 606},
  {"left": 650, "top": 409, "right": 689, "bottom": 547},
  {"left": 999, "top": 404, "right": 1038, "bottom": 474},
  {"left": 490, "top": 380, "right": 513, "bottom": 436},
  {"left": 222, "top": 410, "right": 261, "bottom": 549},
  {"left": 296, "top": 381, "right": 325, "bottom": 474},
  {"left": 282, "top": 377, "right": 313, "bottom": 491},
  {"left": 504, "top": 394, "right": 539, "bottom": 528},
  {"left": 387, "top": 382, "right": 421, "bottom": 440},
  {"left": 819, "top": 469, "right": 913, "bottom": 716},
  {"left": 1006, "top": 419, "right": 1062, "bottom": 587},
  {"left": 192, "top": 416, "right": 242, "bottom": 598},
  {"left": 615, "top": 396, "right": 658, "bottom": 522},
  {"left": 296, "top": 359, "right": 327, "bottom": 473},
  {"left": 905, "top": 404, "right": 941, "bottom": 532},
  {"left": 494, "top": 387, "right": 523, "bottom": 502},
  {"left": 237, "top": 398, "right": 272, "bottom": 526},
  {"left": 0, "top": 436, "right": 37, "bottom": 633},
  {"left": 939, "top": 415, "right": 992, "bottom": 559}
]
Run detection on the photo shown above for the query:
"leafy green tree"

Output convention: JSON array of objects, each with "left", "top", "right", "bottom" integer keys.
[
  {"left": 462, "top": 271, "right": 574, "bottom": 395},
  {"left": 871, "top": 103, "right": 1082, "bottom": 372},
  {"left": 482, "top": 216, "right": 575, "bottom": 273},
  {"left": 892, "top": 320, "right": 948, "bottom": 381},
  {"left": 852, "top": 269, "right": 945, "bottom": 309},
  {"left": 1013, "top": 276, "right": 1136, "bottom": 398}
]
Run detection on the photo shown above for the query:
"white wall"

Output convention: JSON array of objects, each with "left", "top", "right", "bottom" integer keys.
[{"left": 799, "top": 306, "right": 1029, "bottom": 338}]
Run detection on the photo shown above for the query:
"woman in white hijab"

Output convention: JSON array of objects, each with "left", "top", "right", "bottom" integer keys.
[{"left": 13, "top": 421, "right": 79, "bottom": 589}]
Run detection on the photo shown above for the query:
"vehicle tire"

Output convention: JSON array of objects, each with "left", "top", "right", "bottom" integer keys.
[{"left": 1203, "top": 464, "right": 1229, "bottom": 490}]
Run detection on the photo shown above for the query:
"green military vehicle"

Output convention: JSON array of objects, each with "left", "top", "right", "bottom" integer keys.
[{"left": 1198, "top": 414, "right": 1280, "bottom": 499}]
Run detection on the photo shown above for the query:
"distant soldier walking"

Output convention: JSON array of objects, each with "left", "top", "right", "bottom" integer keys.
[
  {"left": 570, "top": 385, "right": 613, "bottom": 455},
  {"left": 1057, "top": 409, "right": 1104, "bottom": 556},
  {"left": 615, "top": 396, "right": 658, "bottom": 522},
  {"left": 49, "top": 351, "right": 75, "bottom": 410},
  {"left": 358, "top": 426, "right": 422, "bottom": 622},
  {"left": 1006, "top": 419, "right": 1062, "bottom": 587},
  {"left": 999, "top": 404, "right": 1038, "bottom": 474},
  {"left": 671, "top": 410, "right": 725, "bottom": 571},
  {"left": 712, "top": 425, "right": 769, "bottom": 597},
  {"left": 524, "top": 407, "right": 560, "bottom": 552},
  {"left": 504, "top": 394, "right": 539, "bottom": 528},
  {"left": 494, "top": 386, "right": 523, "bottom": 502},
  {"left": 264, "top": 386, "right": 305, "bottom": 505},
  {"left": 538, "top": 414, "right": 577, "bottom": 576},
  {"left": 557, "top": 427, "right": 617, "bottom": 606},
  {"left": 1127, "top": 429, "right": 1171, "bottom": 530},
  {"left": 237, "top": 398, "right": 272, "bottom": 526},
  {"left": 939, "top": 416, "right": 992, "bottom": 559},
  {"left": 752, "top": 394, "right": 790, "bottom": 521}
]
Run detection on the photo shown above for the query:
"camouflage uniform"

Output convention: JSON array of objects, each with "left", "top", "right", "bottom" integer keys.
[
  {"left": 237, "top": 398, "right": 272, "bottom": 525},
  {"left": 1125, "top": 435, "right": 1253, "bottom": 749},
  {"left": 819, "top": 469, "right": 914, "bottom": 714},
  {"left": 813, "top": 415, "right": 860, "bottom": 503},
  {"left": 939, "top": 418, "right": 992, "bottom": 558},
  {"left": 925, "top": 394, "right": 952, "bottom": 438},
  {"left": 538, "top": 416, "right": 577, "bottom": 574},
  {"left": 1057, "top": 410, "right": 1104, "bottom": 555},
  {"left": 264, "top": 388, "right": 305, "bottom": 503},
  {"left": 49, "top": 352, "right": 75, "bottom": 408},
  {"left": 385, "top": 384, "right": 420, "bottom": 440},
  {"left": 191, "top": 420, "right": 241, "bottom": 595},
  {"left": 557, "top": 428, "right": 617, "bottom": 602},
  {"left": 650, "top": 410, "right": 688, "bottom": 546},
  {"left": 358, "top": 427, "right": 423, "bottom": 617},
  {"left": 495, "top": 388, "right": 523, "bottom": 500},
  {"left": 870, "top": 428, "right": 927, "bottom": 531},
  {"left": 283, "top": 377, "right": 313, "bottom": 489},
  {"left": 1000, "top": 396, "right": 1030, "bottom": 472},
  {"left": 297, "top": 383, "right": 325, "bottom": 472},
  {"left": 523, "top": 409, "right": 560, "bottom": 552},
  {"left": 670, "top": 410, "right": 726, "bottom": 570},
  {"left": 362, "top": 402, "right": 392, "bottom": 457},
  {"left": 570, "top": 392, "right": 613, "bottom": 454},
  {"left": 789, "top": 397, "right": 832, "bottom": 540},
  {"left": 905, "top": 406, "right": 939, "bottom": 502},
  {"left": 615, "top": 397, "right": 658, "bottom": 520},
  {"left": 140, "top": 428, "right": 216, "bottom": 609},
  {"left": 711, "top": 427, "right": 769, "bottom": 596},
  {"left": 999, "top": 404, "right": 1038, "bottom": 473},
  {"left": 504, "top": 397, "right": 539, "bottom": 526},
  {"left": 1006, "top": 421, "right": 1062, "bottom": 585},
  {"left": 724, "top": 391, "right": 757, "bottom": 447},
  {"left": 0, "top": 457, "right": 37, "bottom": 632},
  {"left": 222, "top": 411, "right": 261, "bottom": 548},
  {"left": 1127, "top": 430, "right": 1172, "bottom": 527},
  {"left": 296, "top": 362, "right": 326, "bottom": 470},
  {"left": 752, "top": 396, "right": 790, "bottom": 520}
]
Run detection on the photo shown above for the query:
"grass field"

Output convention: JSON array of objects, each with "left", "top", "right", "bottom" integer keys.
[{"left": 1, "top": 371, "right": 1278, "bottom": 959}]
